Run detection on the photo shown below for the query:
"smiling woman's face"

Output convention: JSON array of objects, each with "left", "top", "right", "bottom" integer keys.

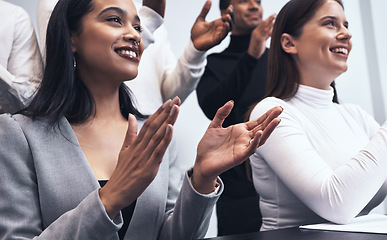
[
  {"left": 71, "top": 0, "right": 144, "bottom": 83},
  {"left": 290, "top": 0, "right": 352, "bottom": 88}
]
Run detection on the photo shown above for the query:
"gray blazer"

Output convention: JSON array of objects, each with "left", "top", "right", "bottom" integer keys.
[{"left": 0, "top": 114, "right": 222, "bottom": 240}]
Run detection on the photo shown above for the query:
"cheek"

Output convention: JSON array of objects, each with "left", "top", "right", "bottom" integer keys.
[{"left": 139, "top": 42, "right": 145, "bottom": 59}]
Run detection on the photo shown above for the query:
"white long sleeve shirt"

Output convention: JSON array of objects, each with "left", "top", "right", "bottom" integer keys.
[
  {"left": 0, "top": 0, "right": 42, "bottom": 107},
  {"left": 127, "top": 25, "right": 206, "bottom": 115},
  {"left": 250, "top": 84, "right": 387, "bottom": 230}
]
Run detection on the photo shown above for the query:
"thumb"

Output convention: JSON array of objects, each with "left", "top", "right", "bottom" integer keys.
[
  {"left": 197, "top": 0, "right": 211, "bottom": 21},
  {"left": 122, "top": 113, "right": 138, "bottom": 149},
  {"left": 209, "top": 100, "right": 234, "bottom": 129}
]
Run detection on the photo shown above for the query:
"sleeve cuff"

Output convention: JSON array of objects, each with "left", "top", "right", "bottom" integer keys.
[
  {"left": 186, "top": 168, "right": 223, "bottom": 197},
  {"left": 181, "top": 40, "right": 207, "bottom": 67},
  {"left": 0, "top": 65, "right": 15, "bottom": 87}
]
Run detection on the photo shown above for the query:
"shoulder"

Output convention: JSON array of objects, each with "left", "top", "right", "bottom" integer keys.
[
  {"left": 338, "top": 103, "right": 380, "bottom": 134},
  {"left": 0, "top": 1, "right": 22, "bottom": 12},
  {"left": 0, "top": 113, "right": 27, "bottom": 129},
  {"left": 0, "top": 114, "right": 30, "bottom": 153},
  {"left": 0, "top": 1, "right": 28, "bottom": 20},
  {"left": 339, "top": 103, "right": 370, "bottom": 116},
  {"left": 249, "top": 97, "right": 286, "bottom": 120},
  {"left": 0, "top": 114, "right": 67, "bottom": 138}
]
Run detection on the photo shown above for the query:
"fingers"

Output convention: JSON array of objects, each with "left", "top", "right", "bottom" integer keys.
[
  {"left": 197, "top": 0, "right": 211, "bottom": 21},
  {"left": 262, "top": 14, "right": 276, "bottom": 34},
  {"left": 265, "top": 14, "right": 277, "bottom": 24},
  {"left": 208, "top": 100, "right": 234, "bottom": 128},
  {"left": 246, "top": 106, "right": 282, "bottom": 130},
  {"left": 250, "top": 106, "right": 282, "bottom": 146},
  {"left": 254, "top": 13, "right": 276, "bottom": 39},
  {"left": 258, "top": 117, "right": 281, "bottom": 146},
  {"left": 146, "top": 124, "right": 174, "bottom": 167},
  {"left": 244, "top": 130, "right": 263, "bottom": 157},
  {"left": 136, "top": 96, "right": 180, "bottom": 145},
  {"left": 221, "top": 4, "right": 234, "bottom": 27},
  {"left": 122, "top": 113, "right": 138, "bottom": 149}
]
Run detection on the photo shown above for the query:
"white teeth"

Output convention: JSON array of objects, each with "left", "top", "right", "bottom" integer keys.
[
  {"left": 116, "top": 49, "right": 137, "bottom": 57},
  {"left": 331, "top": 48, "right": 348, "bottom": 55}
]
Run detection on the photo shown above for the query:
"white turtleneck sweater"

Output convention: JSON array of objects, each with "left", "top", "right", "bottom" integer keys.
[{"left": 249, "top": 85, "right": 387, "bottom": 231}]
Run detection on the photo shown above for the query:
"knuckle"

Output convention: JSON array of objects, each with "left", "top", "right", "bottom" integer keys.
[{"left": 148, "top": 121, "right": 159, "bottom": 132}]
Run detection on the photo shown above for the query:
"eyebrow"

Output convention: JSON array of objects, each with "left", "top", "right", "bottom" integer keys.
[
  {"left": 320, "top": 16, "right": 349, "bottom": 26},
  {"left": 98, "top": 7, "right": 141, "bottom": 22}
]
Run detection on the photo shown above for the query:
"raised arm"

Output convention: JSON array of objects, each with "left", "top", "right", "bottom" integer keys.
[
  {"left": 159, "top": 0, "right": 233, "bottom": 103},
  {"left": 196, "top": 14, "right": 275, "bottom": 125}
]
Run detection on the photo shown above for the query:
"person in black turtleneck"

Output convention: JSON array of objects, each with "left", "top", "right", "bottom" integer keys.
[{"left": 196, "top": 0, "right": 276, "bottom": 236}]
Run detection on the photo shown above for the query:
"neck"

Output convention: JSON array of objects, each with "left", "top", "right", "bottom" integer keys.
[
  {"left": 297, "top": 64, "right": 338, "bottom": 90},
  {"left": 92, "top": 89, "right": 124, "bottom": 121},
  {"left": 77, "top": 68, "right": 126, "bottom": 123}
]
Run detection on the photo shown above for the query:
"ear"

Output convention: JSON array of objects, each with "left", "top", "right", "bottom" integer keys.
[
  {"left": 281, "top": 33, "right": 297, "bottom": 54},
  {"left": 220, "top": 9, "right": 228, "bottom": 18},
  {"left": 70, "top": 32, "right": 78, "bottom": 53}
]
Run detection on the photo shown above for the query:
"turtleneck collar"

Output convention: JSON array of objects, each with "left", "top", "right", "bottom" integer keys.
[
  {"left": 227, "top": 34, "right": 252, "bottom": 53},
  {"left": 293, "top": 84, "right": 335, "bottom": 108}
]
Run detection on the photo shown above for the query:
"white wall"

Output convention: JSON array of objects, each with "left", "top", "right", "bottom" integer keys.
[{"left": 5, "top": 0, "right": 387, "bottom": 237}]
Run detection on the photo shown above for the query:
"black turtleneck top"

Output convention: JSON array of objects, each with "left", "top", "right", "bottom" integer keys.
[
  {"left": 196, "top": 34, "right": 268, "bottom": 235},
  {"left": 196, "top": 34, "right": 268, "bottom": 128}
]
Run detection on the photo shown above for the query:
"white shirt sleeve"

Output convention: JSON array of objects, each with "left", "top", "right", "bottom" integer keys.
[
  {"left": 250, "top": 99, "right": 387, "bottom": 224},
  {"left": 0, "top": 2, "right": 42, "bottom": 105},
  {"left": 160, "top": 39, "right": 207, "bottom": 103},
  {"left": 37, "top": 0, "right": 58, "bottom": 57}
]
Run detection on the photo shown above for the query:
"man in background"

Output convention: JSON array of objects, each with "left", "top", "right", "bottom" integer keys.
[{"left": 196, "top": 0, "right": 275, "bottom": 236}]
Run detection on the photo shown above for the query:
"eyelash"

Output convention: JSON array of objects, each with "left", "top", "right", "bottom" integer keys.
[
  {"left": 324, "top": 20, "right": 335, "bottom": 27},
  {"left": 133, "top": 25, "right": 143, "bottom": 33},
  {"left": 323, "top": 20, "right": 349, "bottom": 30},
  {"left": 106, "top": 17, "right": 123, "bottom": 24},
  {"left": 106, "top": 17, "right": 143, "bottom": 33}
]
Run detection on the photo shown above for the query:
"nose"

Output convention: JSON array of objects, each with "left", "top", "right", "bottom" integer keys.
[
  {"left": 123, "top": 25, "right": 142, "bottom": 46},
  {"left": 248, "top": 0, "right": 259, "bottom": 10},
  {"left": 337, "top": 25, "right": 352, "bottom": 41}
]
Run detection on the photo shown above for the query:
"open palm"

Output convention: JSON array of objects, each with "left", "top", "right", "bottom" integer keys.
[
  {"left": 192, "top": 101, "right": 282, "bottom": 193},
  {"left": 191, "top": 0, "right": 233, "bottom": 51}
]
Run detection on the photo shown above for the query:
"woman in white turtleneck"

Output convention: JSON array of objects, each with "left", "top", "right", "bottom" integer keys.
[{"left": 249, "top": 0, "right": 387, "bottom": 231}]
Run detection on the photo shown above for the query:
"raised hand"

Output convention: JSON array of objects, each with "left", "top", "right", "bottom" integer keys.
[
  {"left": 248, "top": 14, "right": 276, "bottom": 59},
  {"left": 191, "top": 0, "right": 233, "bottom": 51},
  {"left": 99, "top": 97, "right": 181, "bottom": 219},
  {"left": 192, "top": 101, "right": 282, "bottom": 194}
]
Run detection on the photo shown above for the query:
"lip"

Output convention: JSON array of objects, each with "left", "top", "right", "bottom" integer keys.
[
  {"left": 329, "top": 45, "right": 350, "bottom": 58},
  {"left": 246, "top": 13, "right": 261, "bottom": 20},
  {"left": 114, "top": 45, "right": 140, "bottom": 62}
]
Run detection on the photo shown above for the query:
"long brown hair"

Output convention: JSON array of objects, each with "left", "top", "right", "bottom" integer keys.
[
  {"left": 245, "top": 0, "right": 342, "bottom": 123},
  {"left": 265, "top": 0, "right": 343, "bottom": 102}
]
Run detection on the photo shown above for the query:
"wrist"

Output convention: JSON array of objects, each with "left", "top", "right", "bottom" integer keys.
[
  {"left": 191, "top": 166, "right": 218, "bottom": 194},
  {"left": 99, "top": 186, "right": 123, "bottom": 219},
  {"left": 247, "top": 45, "right": 264, "bottom": 59}
]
